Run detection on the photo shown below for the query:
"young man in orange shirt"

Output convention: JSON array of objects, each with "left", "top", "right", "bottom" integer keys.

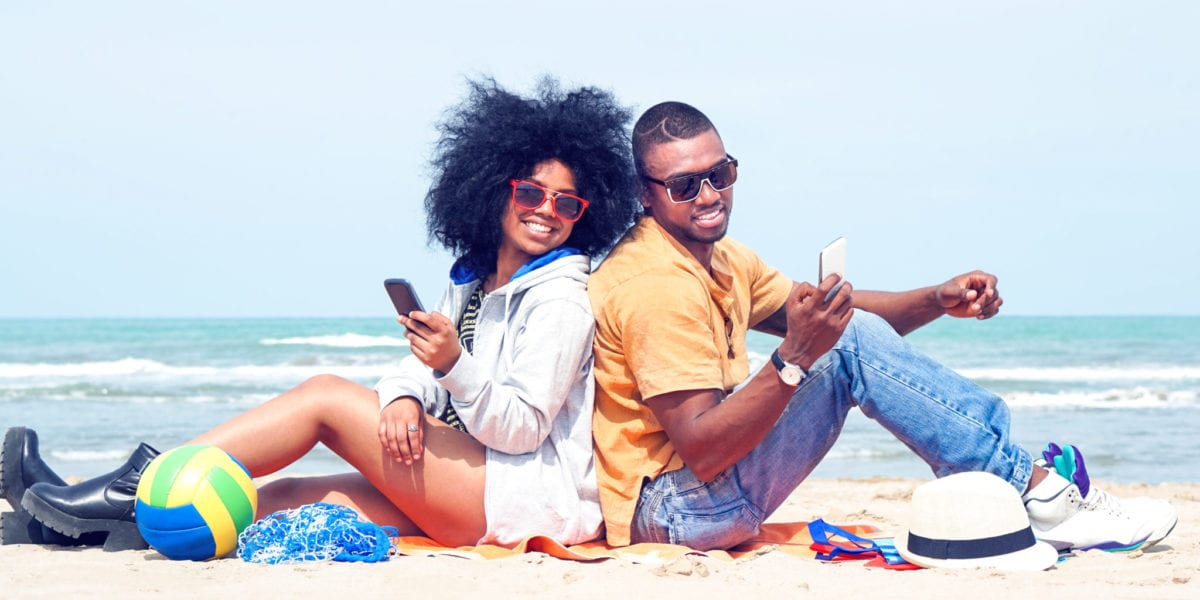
[{"left": 587, "top": 101, "right": 1176, "bottom": 553}]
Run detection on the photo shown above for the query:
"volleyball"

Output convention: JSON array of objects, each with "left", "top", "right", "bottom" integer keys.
[{"left": 134, "top": 444, "right": 258, "bottom": 560}]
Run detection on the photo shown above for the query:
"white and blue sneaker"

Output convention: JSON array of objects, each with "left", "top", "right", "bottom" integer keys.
[{"left": 1022, "top": 443, "right": 1177, "bottom": 552}]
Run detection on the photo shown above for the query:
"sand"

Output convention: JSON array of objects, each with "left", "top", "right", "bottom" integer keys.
[{"left": 1, "top": 478, "right": 1196, "bottom": 599}]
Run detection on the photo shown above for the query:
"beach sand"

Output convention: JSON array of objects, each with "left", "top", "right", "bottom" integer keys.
[{"left": 2, "top": 477, "right": 1196, "bottom": 599}]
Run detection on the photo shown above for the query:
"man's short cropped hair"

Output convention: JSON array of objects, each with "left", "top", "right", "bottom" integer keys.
[{"left": 631, "top": 101, "right": 717, "bottom": 176}]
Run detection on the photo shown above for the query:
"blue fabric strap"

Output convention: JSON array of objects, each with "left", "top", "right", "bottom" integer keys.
[
  {"left": 450, "top": 247, "right": 582, "bottom": 285},
  {"left": 511, "top": 246, "right": 581, "bottom": 280},
  {"left": 905, "top": 526, "right": 1036, "bottom": 560},
  {"left": 809, "top": 518, "right": 878, "bottom": 553},
  {"left": 808, "top": 518, "right": 907, "bottom": 565}
]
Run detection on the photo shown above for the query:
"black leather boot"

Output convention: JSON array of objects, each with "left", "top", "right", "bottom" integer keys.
[
  {"left": 21, "top": 442, "right": 160, "bottom": 551},
  {"left": 1, "top": 426, "right": 102, "bottom": 546}
]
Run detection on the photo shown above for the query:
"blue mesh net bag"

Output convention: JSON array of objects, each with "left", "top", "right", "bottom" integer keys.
[{"left": 237, "top": 502, "right": 398, "bottom": 564}]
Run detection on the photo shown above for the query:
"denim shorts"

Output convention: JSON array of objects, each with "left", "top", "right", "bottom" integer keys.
[{"left": 630, "top": 467, "right": 764, "bottom": 551}]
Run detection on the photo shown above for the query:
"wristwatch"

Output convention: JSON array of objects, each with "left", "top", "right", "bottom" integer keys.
[{"left": 770, "top": 349, "right": 806, "bottom": 386}]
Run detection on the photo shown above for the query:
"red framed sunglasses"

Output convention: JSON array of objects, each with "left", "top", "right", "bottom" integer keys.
[{"left": 509, "top": 179, "right": 590, "bottom": 222}]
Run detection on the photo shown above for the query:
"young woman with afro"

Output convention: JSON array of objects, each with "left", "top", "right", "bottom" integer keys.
[{"left": 9, "top": 78, "right": 639, "bottom": 549}]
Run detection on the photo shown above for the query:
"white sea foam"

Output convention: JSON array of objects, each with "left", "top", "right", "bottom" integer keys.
[
  {"left": 43, "top": 393, "right": 275, "bottom": 405},
  {"left": 0, "top": 358, "right": 168, "bottom": 378},
  {"left": 748, "top": 351, "right": 769, "bottom": 371},
  {"left": 959, "top": 366, "right": 1200, "bottom": 382},
  {"left": 750, "top": 351, "right": 1200, "bottom": 383},
  {"left": 50, "top": 449, "right": 132, "bottom": 462},
  {"left": 260, "top": 333, "right": 409, "bottom": 348},
  {"left": 1002, "top": 388, "right": 1198, "bottom": 409},
  {"left": 0, "top": 359, "right": 393, "bottom": 381},
  {"left": 823, "top": 447, "right": 909, "bottom": 460}
]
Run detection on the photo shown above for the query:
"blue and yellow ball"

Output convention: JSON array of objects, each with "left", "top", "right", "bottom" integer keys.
[{"left": 134, "top": 444, "right": 258, "bottom": 560}]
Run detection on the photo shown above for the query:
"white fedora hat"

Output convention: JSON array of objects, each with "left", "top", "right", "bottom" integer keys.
[{"left": 894, "top": 471, "right": 1058, "bottom": 571}]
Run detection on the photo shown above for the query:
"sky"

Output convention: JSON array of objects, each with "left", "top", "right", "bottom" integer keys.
[{"left": 1, "top": 1, "right": 1197, "bottom": 318}]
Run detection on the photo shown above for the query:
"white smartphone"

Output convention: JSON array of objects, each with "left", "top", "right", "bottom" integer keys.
[
  {"left": 818, "top": 237, "right": 847, "bottom": 303},
  {"left": 819, "top": 237, "right": 846, "bottom": 281}
]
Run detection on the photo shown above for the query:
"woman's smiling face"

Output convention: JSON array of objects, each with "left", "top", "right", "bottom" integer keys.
[{"left": 497, "top": 158, "right": 578, "bottom": 264}]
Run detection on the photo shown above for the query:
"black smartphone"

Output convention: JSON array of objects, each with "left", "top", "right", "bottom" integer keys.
[{"left": 384, "top": 278, "right": 425, "bottom": 316}]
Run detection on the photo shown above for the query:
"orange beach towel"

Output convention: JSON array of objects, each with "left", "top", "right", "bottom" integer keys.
[{"left": 392, "top": 522, "right": 881, "bottom": 564}]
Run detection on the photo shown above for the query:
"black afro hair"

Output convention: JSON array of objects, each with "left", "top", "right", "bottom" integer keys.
[{"left": 425, "top": 77, "right": 639, "bottom": 276}]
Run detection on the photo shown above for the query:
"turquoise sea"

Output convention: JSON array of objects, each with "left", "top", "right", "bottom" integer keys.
[{"left": 1, "top": 316, "right": 1197, "bottom": 483}]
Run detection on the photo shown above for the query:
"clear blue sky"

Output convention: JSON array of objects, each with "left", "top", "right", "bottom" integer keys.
[{"left": 2, "top": 1, "right": 1196, "bottom": 317}]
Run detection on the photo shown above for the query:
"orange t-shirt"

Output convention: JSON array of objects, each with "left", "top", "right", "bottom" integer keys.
[{"left": 587, "top": 216, "right": 792, "bottom": 545}]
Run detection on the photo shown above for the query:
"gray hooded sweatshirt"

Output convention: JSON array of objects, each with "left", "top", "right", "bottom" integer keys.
[{"left": 374, "top": 252, "right": 602, "bottom": 546}]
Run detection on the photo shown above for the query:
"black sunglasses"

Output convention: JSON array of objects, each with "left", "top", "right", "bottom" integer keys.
[{"left": 641, "top": 155, "right": 738, "bottom": 203}]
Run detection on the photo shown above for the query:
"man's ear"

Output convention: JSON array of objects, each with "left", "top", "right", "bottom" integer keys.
[
  {"left": 639, "top": 195, "right": 653, "bottom": 215},
  {"left": 639, "top": 182, "right": 654, "bottom": 213}
]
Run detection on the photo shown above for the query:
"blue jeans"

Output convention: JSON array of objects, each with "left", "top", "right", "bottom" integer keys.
[{"left": 629, "top": 310, "right": 1035, "bottom": 550}]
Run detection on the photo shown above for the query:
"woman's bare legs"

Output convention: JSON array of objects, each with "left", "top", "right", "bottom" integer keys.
[
  {"left": 188, "top": 374, "right": 487, "bottom": 546},
  {"left": 255, "top": 473, "right": 423, "bottom": 536}
]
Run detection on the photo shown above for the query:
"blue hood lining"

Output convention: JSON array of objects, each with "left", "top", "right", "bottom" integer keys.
[{"left": 449, "top": 247, "right": 583, "bottom": 285}]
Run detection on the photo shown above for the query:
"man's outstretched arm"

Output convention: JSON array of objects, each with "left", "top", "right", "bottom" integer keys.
[
  {"left": 853, "top": 270, "right": 1003, "bottom": 335},
  {"left": 753, "top": 271, "right": 1004, "bottom": 338}
]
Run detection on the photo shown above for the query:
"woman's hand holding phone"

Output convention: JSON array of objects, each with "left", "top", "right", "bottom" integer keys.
[
  {"left": 399, "top": 311, "right": 462, "bottom": 374},
  {"left": 384, "top": 278, "right": 461, "bottom": 372}
]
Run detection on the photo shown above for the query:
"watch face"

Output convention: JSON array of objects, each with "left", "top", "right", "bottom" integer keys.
[
  {"left": 772, "top": 349, "right": 804, "bottom": 385},
  {"left": 780, "top": 366, "right": 803, "bottom": 386}
]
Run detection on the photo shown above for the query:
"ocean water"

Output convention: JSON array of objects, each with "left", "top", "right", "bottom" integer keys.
[{"left": 1, "top": 316, "right": 1197, "bottom": 483}]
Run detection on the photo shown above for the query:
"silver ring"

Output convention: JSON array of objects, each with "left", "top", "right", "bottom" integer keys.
[{"left": 407, "top": 425, "right": 419, "bottom": 433}]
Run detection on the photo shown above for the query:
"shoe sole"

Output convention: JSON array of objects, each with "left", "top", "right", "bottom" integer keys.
[
  {"left": 1044, "top": 516, "right": 1178, "bottom": 553},
  {"left": 20, "top": 489, "right": 146, "bottom": 551},
  {"left": 1, "top": 510, "right": 41, "bottom": 544},
  {"left": 0, "top": 427, "right": 28, "bottom": 506},
  {"left": 1, "top": 511, "right": 106, "bottom": 546},
  {"left": 1039, "top": 537, "right": 1143, "bottom": 553},
  {"left": 1142, "top": 518, "right": 1178, "bottom": 550}
]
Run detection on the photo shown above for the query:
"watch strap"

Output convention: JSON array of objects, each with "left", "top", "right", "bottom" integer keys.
[{"left": 771, "top": 349, "right": 787, "bottom": 371}]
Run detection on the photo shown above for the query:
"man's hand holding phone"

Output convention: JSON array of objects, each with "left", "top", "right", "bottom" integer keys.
[
  {"left": 819, "top": 237, "right": 847, "bottom": 304},
  {"left": 778, "top": 276, "right": 854, "bottom": 372},
  {"left": 775, "top": 238, "right": 854, "bottom": 370}
]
